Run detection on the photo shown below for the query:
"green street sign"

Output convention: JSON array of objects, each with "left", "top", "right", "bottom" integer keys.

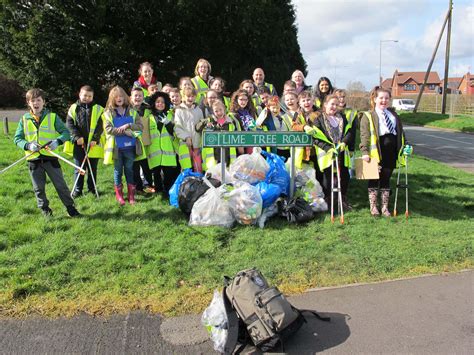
[{"left": 203, "top": 131, "right": 313, "bottom": 147}]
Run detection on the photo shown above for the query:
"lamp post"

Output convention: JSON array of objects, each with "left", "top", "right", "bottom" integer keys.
[{"left": 379, "top": 39, "right": 398, "bottom": 85}]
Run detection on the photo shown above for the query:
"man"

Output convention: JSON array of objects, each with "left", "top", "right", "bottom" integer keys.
[{"left": 252, "top": 68, "right": 277, "bottom": 96}]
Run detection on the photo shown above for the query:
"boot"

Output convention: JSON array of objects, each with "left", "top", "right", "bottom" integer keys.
[
  {"left": 368, "top": 188, "right": 380, "bottom": 217},
  {"left": 380, "top": 188, "right": 391, "bottom": 217},
  {"left": 127, "top": 184, "right": 136, "bottom": 205},
  {"left": 342, "top": 195, "right": 353, "bottom": 211},
  {"left": 114, "top": 184, "right": 126, "bottom": 206}
]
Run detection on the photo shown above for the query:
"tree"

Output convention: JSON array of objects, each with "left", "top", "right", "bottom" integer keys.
[{"left": 346, "top": 80, "right": 367, "bottom": 94}]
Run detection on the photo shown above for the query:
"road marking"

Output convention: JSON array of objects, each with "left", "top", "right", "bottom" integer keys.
[{"left": 422, "top": 134, "right": 473, "bottom": 145}]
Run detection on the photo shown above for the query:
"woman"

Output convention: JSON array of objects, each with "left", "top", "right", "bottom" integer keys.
[
  {"left": 191, "top": 58, "right": 212, "bottom": 105},
  {"left": 359, "top": 87, "right": 412, "bottom": 217},
  {"left": 305, "top": 94, "right": 354, "bottom": 209},
  {"left": 291, "top": 70, "right": 311, "bottom": 94},
  {"left": 133, "top": 62, "right": 162, "bottom": 98},
  {"left": 313, "top": 76, "right": 334, "bottom": 110}
]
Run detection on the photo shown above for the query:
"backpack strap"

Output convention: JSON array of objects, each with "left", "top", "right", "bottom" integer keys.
[{"left": 299, "top": 308, "right": 331, "bottom": 322}]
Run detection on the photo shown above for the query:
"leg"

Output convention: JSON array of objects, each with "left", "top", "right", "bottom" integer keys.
[
  {"left": 379, "top": 167, "right": 394, "bottom": 217},
  {"left": 43, "top": 160, "right": 79, "bottom": 216},
  {"left": 72, "top": 148, "right": 86, "bottom": 196},
  {"left": 133, "top": 161, "right": 143, "bottom": 191},
  {"left": 140, "top": 159, "right": 153, "bottom": 190},
  {"left": 162, "top": 165, "right": 180, "bottom": 198},
  {"left": 28, "top": 160, "right": 50, "bottom": 211},
  {"left": 339, "top": 161, "right": 351, "bottom": 210},
  {"left": 123, "top": 150, "right": 136, "bottom": 204},
  {"left": 367, "top": 178, "right": 380, "bottom": 217},
  {"left": 86, "top": 157, "right": 99, "bottom": 193}
]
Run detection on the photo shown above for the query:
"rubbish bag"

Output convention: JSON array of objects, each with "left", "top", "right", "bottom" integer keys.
[
  {"left": 189, "top": 179, "right": 234, "bottom": 228},
  {"left": 226, "top": 182, "right": 263, "bottom": 225},
  {"left": 256, "top": 181, "right": 281, "bottom": 209},
  {"left": 206, "top": 163, "right": 233, "bottom": 183},
  {"left": 169, "top": 169, "right": 203, "bottom": 207},
  {"left": 295, "top": 165, "right": 328, "bottom": 212},
  {"left": 178, "top": 176, "right": 221, "bottom": 215},
  {"left": 262, "top": 151, "right": 290, "bottom": 195},
  {"left": 229, "top": 147, "right": 269, "bottom": 185},
  {"left": 257, "top": 200, "right": 280, "bottom": 228},
  {"left": 279, "top": 197, "right": 314, "bottom": 223},
  {"left": 202, "top": 290, "right": 228, "bottom": 353}
]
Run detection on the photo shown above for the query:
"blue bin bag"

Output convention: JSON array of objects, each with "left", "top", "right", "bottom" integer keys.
[
  {"left": 262, "top": 151, "right": 290, "bottom": 196},
  {"left": 256, "top": 181, "right": 282, "bottom": 209},
  {"left": 169, "top": 169, "right": 203, "bottom": 207}
]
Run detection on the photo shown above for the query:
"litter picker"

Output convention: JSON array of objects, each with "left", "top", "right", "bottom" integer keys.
[
  {"left": 330, "top": 149, "right": 344, "bottom": 224},
  {"left": 393, "top": 155, "right": 409, "bottom": 219},
  {"left": 0, "top": 141, "right": 52, "bottom": 175},
  {"left": 45, "top": 147, "right": 86, "bottom": 175},
  {"left": 70, "top": 143, "right": 99, "bottom": 198}
]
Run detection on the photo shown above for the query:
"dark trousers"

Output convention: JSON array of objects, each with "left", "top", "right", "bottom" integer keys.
[
  {"left": 151, "top": 165, "right": 180, "bottom": 195},
  {"left": 133, "top": 159, "right": 152, "bottom": 190},
  {"left": 28, "top": 159, "right": 74, "bottom": 210},
  {"left": 73, "top": 148, "right": 99, "bottom": 193},
  {"left": 368, "top": 134, "right": 397, "bottom": 190},
  {"left": 321, "top": 155, "right": 349, "bottom": 199}
]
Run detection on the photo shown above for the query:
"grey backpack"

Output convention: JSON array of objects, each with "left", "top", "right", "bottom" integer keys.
[{"left": 223, "top": 268, "right": 327, "bottom": 353}]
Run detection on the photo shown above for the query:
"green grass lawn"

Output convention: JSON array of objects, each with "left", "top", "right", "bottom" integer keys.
[
  {"left": 399, "top": 112, "right": 474, "bottom": 133},
  {"left": 0, "top": 127, "right": 473, "bottom": 318}
]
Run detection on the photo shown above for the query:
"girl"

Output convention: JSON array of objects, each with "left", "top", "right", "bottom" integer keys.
[
  {"left": 229, "top": 89, "right": 257, "bottom": 155},
  {"left": 360, "top": 87, "right": 411, "bottom": 217},
  {"left": 179, "top": 77, "right": 194, "bottom": 97},
  {"left": 256, "top": 96, "right": 288, "bottom": 157},
  {"left": 313, "top": 77, "right": 334, "bottom": 110},
  {"left": 298, "top": 90, "right": 321, "bottom": 178},
  {"left": 209, "top": 77, "right": 231, "bottom": 110},
  {"left": 133, "top": 62, "right": 162, "bottom": 97},
  {"left": 191, "top": 58, "right": 212, "bottom": 105},
  {"left": 239, "top": 79, "right": 261, "bottom": 113},
  {"left": 305, "top": 94, "right": 354, "bottom": 209},
  {"left": 103, "top": 86, "right": 144, "bottom": 205},
  {"left": 199, "top": 89, "right": 219, "bottom": 117},
  {"left": 146, "top": 92, "right": 180, "bottom": 197}
]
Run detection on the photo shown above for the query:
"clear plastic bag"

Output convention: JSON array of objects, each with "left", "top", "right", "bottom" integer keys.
[
  {"left": 295, "top": 165, "right": 328, "bottom": 212},
  {"left": 226, "top": 182, "right": 263, "bottom": 225},
  {"left": 257, "top": 200, "right": 280, "bottom": 228},
  {"left": 201, "top": 290, "right": 228, "bottom": 353},
  {"left": 229, "top": 147, "right": 269, "bottom": 185},
  {"left": 206, "top": 163, "right": 233, "bottom": 184},
  {"left": 189, "top": 179, "right": 234, "bottom": 227}
]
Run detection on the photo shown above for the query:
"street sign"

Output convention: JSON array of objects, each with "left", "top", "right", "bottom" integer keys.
[{"left": 202, "top": 131, "right": 313, "bottom": 147}]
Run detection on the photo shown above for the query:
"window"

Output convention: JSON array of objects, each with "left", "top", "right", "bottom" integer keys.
[
  {"left": 403, "top": 84, "right": 416, "bottom": 91},
  {"left": 428, "top": 84, "right": 437, "bottom": 90}
]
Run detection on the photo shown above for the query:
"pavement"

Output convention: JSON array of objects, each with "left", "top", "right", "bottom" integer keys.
[
  {"left": 404, "top": 125, "right": 474, "bottom": 173},
  {"left": 1, "top": 270, "right": 472, "bottom": 354}
]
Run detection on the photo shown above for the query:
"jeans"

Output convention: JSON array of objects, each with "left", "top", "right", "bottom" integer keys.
[{"left": 114, "top": 149, "right": 135, "bottom": 186}]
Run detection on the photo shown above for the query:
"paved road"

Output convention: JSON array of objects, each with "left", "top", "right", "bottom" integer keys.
[
  {"left": 404, "top": 125, "right": 474, "bottom": 173},
  {"left": 1, "top": 271, "right": 472, "bottom": 354}
]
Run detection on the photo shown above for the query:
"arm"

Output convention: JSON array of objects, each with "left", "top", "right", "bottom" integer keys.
[
  {"left": 92, "top": 115, "right": 104, "bottom": 143},
  {"left": 359, "top": 112, "right": 371, "bottom": 160},
  {"left": 53, "top": 114, "right": 71, "bottom": 144},
  {"left": 65, "top": 107, "right": 82, "bottom": 143},
  {"left": 173, "top": 109, "right": 190, "bottom": 141},
  {"left": 195, "top": 117, "right": 208, "bottom": 133},
  {"left": 13, "top": 118, "right": 29, "bottom": 150},
  {"left": 313, "top": 118, "right": 333, "bottom": 152},
  {"left": 104, "top": 112, "right": 124, "bottom": 136}
]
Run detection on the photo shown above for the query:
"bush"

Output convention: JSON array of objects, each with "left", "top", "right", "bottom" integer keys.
[{"left": 0, "top": 74, "right": 24, "bottom": 108}]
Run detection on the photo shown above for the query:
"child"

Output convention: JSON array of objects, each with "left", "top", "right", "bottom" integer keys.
[
  {"left": 169, "top": 87, "right": 182, "bottom": 110},
  {"left": 239, "top": 79, "right": 261, "bottom": 110},
  {"left": 209, "top": 77, "right": 231, "bottom": 110},
  {"left": 65, "top": 85, "right": 104, "bottom": 198},
  {"left": 256, "top": 86, "right": 271, "bottom": 116},
  {"left": 103, "top": 86, "right": 144, "bottom": 205},
  {"left": 229, "top": 89, "right": 257, "bottom": 155},
  {"left": 196, "top": 100, "right": 236, "bottom": 169},
  {"left": 13, "top": 88, "right": 80, "bottom": 217},
  {"left": 161, "top": 83, "right": 174, "bottom": 94},
  {"left": 174, "top": 87, "right": 204, "bottom": 172}
]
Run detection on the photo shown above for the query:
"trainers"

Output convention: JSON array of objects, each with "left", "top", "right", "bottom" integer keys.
[
  {"left": 71, "top": 190, "right": 83, "bottom": 198},
  {"left": 41, "top": 207, "right": 53, "bottom": 217},
  {"left": 66, "top": 206, "right": 81, "bottom": 217}
]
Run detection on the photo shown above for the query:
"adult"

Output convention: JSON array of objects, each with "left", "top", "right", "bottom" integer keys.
[
  {"left": 191, "top": 58, "right": 213, "bottom": 105},
  {"left": 291, "top": 70, "right": 311, "bottom": 94},
  {"left": 313, "top": 76, "right": 334, "bottom": 109},
  {"left": 252, "top": 67, "right": 277, "bottom": 96},
  {"left": 304, "top": 94, "right": 354, "bottom": 209},
  {"left": 359, "top": 87, "right": 412, "bottom": 217},
  {"left": 133, "top": 62, "right": 162, "bottom": 98}
]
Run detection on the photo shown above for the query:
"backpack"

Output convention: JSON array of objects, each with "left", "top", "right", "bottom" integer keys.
[
  {"left": 279, "top": 197, "right": 314, "bottom": 223},
  {"left": 223, "top": 268, "right": 329, "bottom": 353}
]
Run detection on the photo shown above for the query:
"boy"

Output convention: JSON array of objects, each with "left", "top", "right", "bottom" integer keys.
[
  {"left": 14, "top": 88, "right": 80, "bottom": 217},
  {"left": 65, "top": 85, "right": 104, "bottom": 198}
]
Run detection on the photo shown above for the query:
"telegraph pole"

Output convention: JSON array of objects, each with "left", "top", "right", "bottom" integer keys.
[{"left": 441, "top": 0, "right": 453, "bottom": 114}]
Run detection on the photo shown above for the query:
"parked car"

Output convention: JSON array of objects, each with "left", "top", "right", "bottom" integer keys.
[{"left": 392, "top": 99, "right": 416, "bottom": 111}]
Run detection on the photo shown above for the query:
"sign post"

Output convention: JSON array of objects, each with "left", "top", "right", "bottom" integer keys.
[{"left": 203, "top": 131, "right": 313, "bottom": 197}]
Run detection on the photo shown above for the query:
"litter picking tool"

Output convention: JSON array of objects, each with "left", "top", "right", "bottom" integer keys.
[
  {"left": 0, "top": 141, "right": 52, "bottom": 175},
  {"left": 84, "top": 146, "right": 99, "bottom": 198},
  {"left": 46, "top": 148, "right": 86, "bottom": 175},
  {"left": 393, "top": 155, "right": 409, "bottom": 219},
  {"left": 330, "top": 150, "right": 344, "bottom": 224}
]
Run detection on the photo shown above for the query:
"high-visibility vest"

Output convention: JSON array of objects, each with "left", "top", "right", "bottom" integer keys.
[
  {"left": 275, "top": 113, "right": 293, "bottom": 151},
  {"left": 201, "top": 122, "right": 237, "bottom": 170},
  {"left": 63, "top": 104, "right": 105, "bottom": 158},
  {"left": 146, "top": 113, "right": 177, "bottom": 169},
  {"left": 314, "top": 98, "right": 322, "bottom": 109},
  {"left": 23, "top": 112, "right": 59, "bottom": 160},
  {"left": 223, "top": 96, "right": 231, "bottom": 111},
  {"left": 344, "top": 108, "right": 357, "bottom": 127},
  {"left": 191, "top": 76, "right": 209, "bottom": 105},
  {"left": 264, "top": 82, "right": 275, "bottom": 95}
]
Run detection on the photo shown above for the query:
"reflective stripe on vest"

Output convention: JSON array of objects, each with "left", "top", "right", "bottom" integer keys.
[
  {"left": 146, "top": 114, "right": 177, "bottom": 169},
  {"left": 305, "top": 125, "right": 350, "bottom": 171},
  {"left": 201, "top": 123, "right": 237, "bottom": 170},
  {"left": 191, "top": 76, "right": 208, "bottom": 105},
  {"left": 364, "top": 112, "right": 381, "bottom": 164},
  {"left": 177, "top": 141, "right": 192, "bottom": 169},
  {"left": 23, "top": 113, "right": 58, "bottom": 160}
]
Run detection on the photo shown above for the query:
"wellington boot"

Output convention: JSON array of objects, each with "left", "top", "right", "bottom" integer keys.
[
  {"left": 368, "top": 188, "right": 380, "bottom": 217},
  {"left": 127, "top": 184, "right": 136, "bottom": 205},
  {"left": 380, "top": 188, "right": 391, "bottom": 217},
  {"left": 114, "top": 184, "right": 126, "bottom": 206}
]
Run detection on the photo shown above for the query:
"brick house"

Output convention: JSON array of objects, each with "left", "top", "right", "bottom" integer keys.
[
  {"left": 390, "top": 70, "right": 441, "bottom": 96},
  {"left": 440, "top": 77, "right": 463, "bottom": 93},
  {"left": 458, "top": 72, "right": 474, "bottom": 95}
]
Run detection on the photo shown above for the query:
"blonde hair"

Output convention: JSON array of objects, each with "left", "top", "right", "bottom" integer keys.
[
  {"left": 105, "top": 86, "right": 129, "bottom": 111},
  {"left": 138, "top": 61, "right": 153, "bottom": 75},
  {"left": 370, "top": 86, "right": 391, "bottom": 110},
  {"left": 212, "top": 100, "right": 226, "bottom": 112},
  {"left": 182, "top": 87, "right": 197, "bottom": 98},
  {"left": 194, "top": 58, "right": 211, "bottom": 77}
]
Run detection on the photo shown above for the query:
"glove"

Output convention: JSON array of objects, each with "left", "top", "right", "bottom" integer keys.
[
  {"left": 46, "top": 139, "right": 59, "bottom": 151},
  {"left": 132, "top": 130, "right": 142, "bottom": 138},
  {"left": 336, "top": 142, "right": 346, "bottom": 152},
  {"left": 27, "top": 141, "right": 41, "bottom": 152},
  {"left": 403, "top": 144, "right": 413, "bottom": 156}
]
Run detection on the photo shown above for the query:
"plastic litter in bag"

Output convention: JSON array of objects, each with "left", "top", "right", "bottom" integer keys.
[
  {"left": 257, "top": 200, "right": 280, "bottom": 228},
  {"left": 262, "top": 151, "right": 290, "bottom": 195},
  {"left": 226, "top": 182, "right": 263, "bottom": 225},
  {"left": 206, "top": 163, "right": 233, "bottom": 183},
  {"left": 256, "top": 181, "right": 281, "bottom": 209},
  {"left": 295, "top": 165, "right": 328, "bottom": 212},
  {"left": 169, "top": 169, "right": 203, "bottom": 207},
  {"left": 178, "top": 176, "right": 221, "bottom": 215},
  {"left": 229, "top": 147, "right": 269, "bottom": 185},
  {"left": 202, "top": 290, "right": 228, "bottom": 353}
]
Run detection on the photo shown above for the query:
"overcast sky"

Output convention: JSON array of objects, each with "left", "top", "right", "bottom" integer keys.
[{"left": 293, "top": 0, "right": 474, "bottom": 90}]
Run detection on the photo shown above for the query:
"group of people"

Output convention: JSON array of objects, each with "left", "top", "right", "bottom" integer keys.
[{"left": 13, "top": 58, "right": 412, "bottom": 219}]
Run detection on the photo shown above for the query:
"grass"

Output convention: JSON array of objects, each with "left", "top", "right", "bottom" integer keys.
[
  {"left": 399, "top": 112, "right": 474, "bottom": 133},
  {"left": 0, "top": 125, "right": 473, "bottom": 318}
]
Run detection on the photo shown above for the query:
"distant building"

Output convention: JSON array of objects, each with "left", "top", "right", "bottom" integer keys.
[
  {"left": 458, "top": 72, "right": 474, "bottom": 95},
  {"left": 440, "top": 77, "right": 462, "bottom": 93},
  {"left": 390, "top": 70, "right": 441, "bottom": 96},
  {"left": 381, "top": 78, "right": 392, "bottom": 90}
]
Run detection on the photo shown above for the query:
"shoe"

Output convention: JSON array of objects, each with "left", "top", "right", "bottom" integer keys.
[
  {"left": 143, "top": 186, "right": 155, "bottom": 193},
  {"left": 368, "top": 188, "right": 380, "bottom": 217},
  {"left": 71, "top": 190, "right": 83, "bottom": 198},
  {"left": 41, "top": 207, "right": 53, "bottom": 217},
  {"left": 114, "top": 184, "right": 126, "bottom": 206},
  {"left": 380, "top": 189, "right": 391, "bottom": 217},
  {"left": 127, "top": 184, "right": 136, "bottom": 205},
  {"left": 66, "top": 206, "right": 81, "bottom": 217}
]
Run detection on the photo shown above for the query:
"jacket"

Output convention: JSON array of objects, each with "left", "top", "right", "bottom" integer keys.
[{"left": 174, "top": 103, "right": 204, "bottom": 149}]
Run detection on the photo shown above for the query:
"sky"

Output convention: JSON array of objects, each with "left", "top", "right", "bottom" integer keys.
[{"left": 292, "top": 0, "right": 474, "bottom": 90}]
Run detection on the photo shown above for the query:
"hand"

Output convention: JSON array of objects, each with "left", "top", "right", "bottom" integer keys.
[
  {"left": 27, "top": 141, "right": 41, "bottom": 152},
  {"left": 89, "top": 141, "right": 97, "bottom": 148},
  {"left": 185, "top": 137, "right": 193, "bottom": 148},
  {"left": 336, "top": 142, "right": 346, "bottom": 152},
  {"left": 76, "top": 137, "right": 84, "bottom": 146},
  {"left": 403, "top": 144, "right": 413, "bottom": 156},
  {"left": 362, "top": 154, "right": 370, "bottom": 162},
  {"left": 117, "top": 123, "right": 130, "bottom": 134},
  {"left": 46, "top": 140, "right": 59, "bottom": 151}
]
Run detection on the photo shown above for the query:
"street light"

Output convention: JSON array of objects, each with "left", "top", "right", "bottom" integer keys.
[{"left": 379, "top": 39, "right": 399, "bottom": 85}]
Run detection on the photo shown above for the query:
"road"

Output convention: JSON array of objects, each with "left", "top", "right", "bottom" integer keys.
[
  {"left": 1, "top": 271, "right": 472, "bottom": 354},
  {"left": 404, "top": 125, "right": 474, "bottom": 173}
]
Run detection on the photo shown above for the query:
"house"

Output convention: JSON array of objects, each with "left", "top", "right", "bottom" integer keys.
[
  {"left": 390, "top": 70, "right": 441, "bottom": 96},
  {"left": 440, "top": 77, "right": 462, "bottom": 93},
  {"left": 381, "top": 78, "right": 392, "bottom": 90},
  {"left": 458, "top": 72, "right": 474, "bottom": 95}
]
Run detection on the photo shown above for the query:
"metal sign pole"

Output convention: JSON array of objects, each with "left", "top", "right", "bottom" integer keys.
[
  {"left": 290, "top": 147, "right": 296, "bottom": 198},
  {"left": 220, "top": 147, "right": 226, "bottom": 184}
]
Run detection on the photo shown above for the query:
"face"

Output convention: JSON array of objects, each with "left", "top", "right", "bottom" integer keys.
[
  {"left": 79, "top": 90, "right": 93, "bottom": 104},
  {"left": 284, "top": 94, "right": 298, "bottom": 111},
  {"left": 28, "top": 97, "right": 44, "bottom": 114},
  {"left": 242, "top": 82, "right": 255, "bottom": 95},
  {"left": 252, "top": 68, "right": 264, "bottom": 85},
  {"left": 214, "top": 105, "right": 225, "bottom": 119},
  {"left": 114, "top": 94, "right": 125, "bottom": 107},
  {"left": 162, "top": 85, "right": 172, "bottom": 94},
  {"left": 140, "top": 65, "right": 153, "bottom": 81},
  {"left": 170, "top": 92, "right": 181, "bottom": 106},
  {"left": 198, "top": 62, "right": 208, "bottom": 77},
  {"left": 149, "top": 86, "right": 159, "bottom": 95},
  {"left": 324, "top": 98, "right": 339, "bottom": 116},
  {"left": 210, "top": 80, "right": 222, "bottom": 92},
  {"left": 154, "top": 97, "right": 165, "bottom": 111},
  {"left": 131, "top": 90, "right": 144, "bottom": 106},
  {"left": 184, "top": 94, "right": 196, "bottom": 106},
  {"left": 336, "top": 93, "right": 346, "bottom": 108},
  {"left": 237, "top": 94, "right": 249, "bottom": 109},
  {"left": 292, "top": 71, "right": 304, "bottom": 86},
  {"left": 375, "top": 91, "right": 391, "bottom": 110},
  {"left": 180, "top": 80, "right": 193, "bottom": 90},
  {"left": 269, "top": 104, "right": 280, "bottom": 116},
  {"left": 283, "top": 84, "right": 294, "bottom": 95},
  {"left": 319, "top": 80, "right": 330, "bottom": 93},
  {"left": 260, "top": 92, "right": 270, "bottom": 105},
  {"left": 206, "top": 91, "right": 218, "bottom": 106},
  {"left": 299, "top": 96, "right": 313, "bottom": 113}
]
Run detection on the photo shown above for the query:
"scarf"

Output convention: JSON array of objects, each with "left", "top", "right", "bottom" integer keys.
[{"left": 138, "top": 75, "right": 157, "bottom": 89}]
